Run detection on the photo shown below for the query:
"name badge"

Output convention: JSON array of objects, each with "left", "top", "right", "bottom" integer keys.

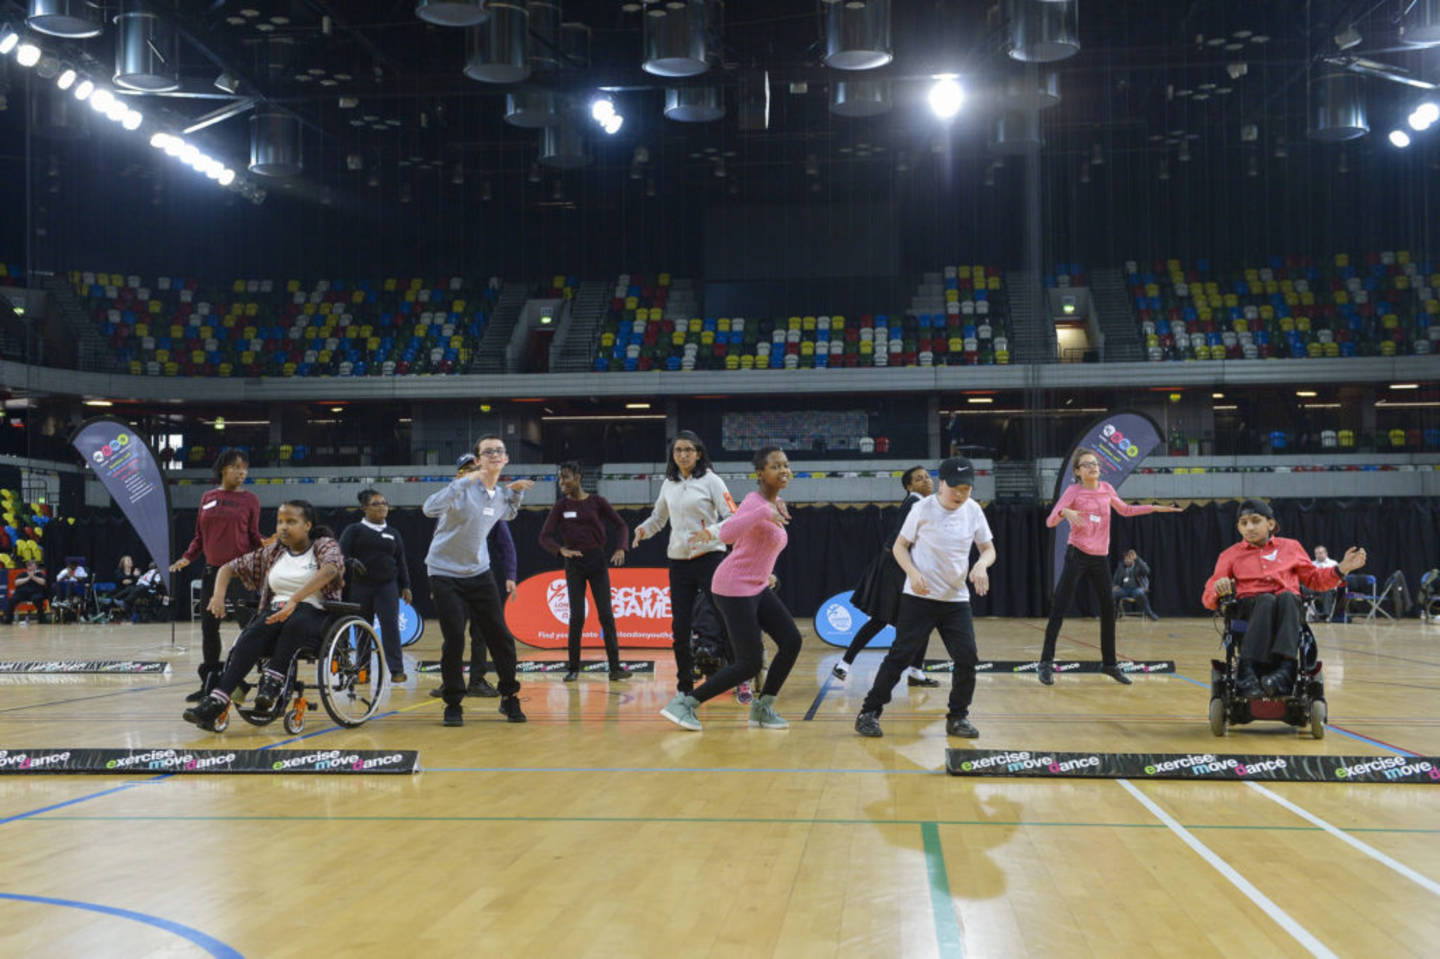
[
  {"left": 563, "top": 511, "right": 578, "bottom": 519},
  {"left": 483, "top": 508, "right": 496, "bottom": 516},
  {"left": 201, "top": 500, "right": 218, "bottom": 510},
  {"left": 381, "top": 533, "right": 394, "bottom": 540},
  {"left": 1089, "top": 514, "right": 1101, "bottom": 524}
]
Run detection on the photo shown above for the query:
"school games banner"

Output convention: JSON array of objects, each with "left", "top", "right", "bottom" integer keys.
[
  {"left": 1050, "top": 410, "right": 1164, "bottom": 590},
  {"left": 947, "top": 749, "right": 1440, "bottom": 784},
  {"left": 71, "top": 416, "right": 174, "bottom": 592},
  {"left": 813, "top": 590, "right": 896, "bottom": 649},
  {"left": 505, "top": 569, "right": 675, "bottom": 648},
  {"left": 0, "top": 747, "right": 420, "bottom": 775}
]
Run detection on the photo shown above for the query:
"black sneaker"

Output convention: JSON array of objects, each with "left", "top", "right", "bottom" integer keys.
[
  {"left": 854, "top": 711, "right": 883, "bottom": 738},
  {"left": 252, "top": 673, "right": 284, "bottom": 712},
  {"left": 563, "top": 670, "right": 579, "bottom": 682},
  {"left": 183, "top": 695, "right": 227, "bottom": 731},
  {"left": 443, "top": 704, "right": 464, "bottom": 727},
  {"left": 609, "top": 666, "right": 632, "bottom": 681},
  {"left": 1101, "top": 665, "right": 1133, "bottom": 686},
  {"left": 945, "top": 717, "right": 980, "bottom": 738},
  {"left": 428, "top": 685, "right": 448, "bottom": 699},
  {"left": 468, "top": 677, "right": 500, "bottom": 698},
  {"left": 185, "top": 665, "right": 220, "bottom": 702},
  {"left": 391, "top": 671, "right": 407, "bottom": 684},
  {"left": 499, "top": 696, "right": 527, "bottom": 723},
  {"left": 907, "top": 674, "right": 941, "bottom": 688},
  {"left": 1037, "top": 661, "right": 1054, "bottom": 686}
]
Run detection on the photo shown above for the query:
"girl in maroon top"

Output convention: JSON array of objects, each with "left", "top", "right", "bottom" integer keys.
[
  {"left": 171, "top": 449, "right": 263, "bottom": 700},
  {"left": 539, "top": 461, "right": 631, "bottom": 681}
]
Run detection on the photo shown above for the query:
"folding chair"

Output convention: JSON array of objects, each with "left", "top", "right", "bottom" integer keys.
[
  {"left": 1376, "top": 570, "right": 1409, "bottom": 620},
  {"left": 1344, "top": 574, "right": 1391, "bottom": 623}
]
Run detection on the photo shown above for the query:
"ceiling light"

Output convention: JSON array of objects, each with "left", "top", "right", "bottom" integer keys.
[
  {"left": 56, "top": 66, "right": 75, "bottom": 89},
  {"left": 928, "top": 76, "right": 963, "bottom": 119},
  {"left": 122, "top": 109, "right": 143, "bottom": 130},
  {"left": 1391, "top": 383, "right": 1419, "bottom": 389},
  {"left": 149, "top": 132, "right": 170, "bottom": 148},
  {"left": 1212, "top": 392, "right": 1224, "bottom": 399},
  {"left": 601, "top": 113, "right": 623, "bottom": 134},
  {"left": 1295, "top": 390, "right": 1317, "bottom": 397},
  {"left": 83, "top": 400, "right": 113, "bottom": 407},
  {"left": 1334, "top": 25, "right": 1361, "bottom": 50},
  {"left": 217, "top": 168, "right": 236, "bottom": 186},
  {"left": 105, "top": 99, "right": 128, "bottom": 121},
  {"left": 0, "top": 27, "right": 18, "bottom": 56},
  {"left": 73, "top": 77, "right": 93, "bottom": 100},
  {"left": 15, "top": 42, "right": 41, "bottom": 67},
  {"left": 1410, "top": 102, "right": 1439, "bottom": 130},
  {"left": 89, "top": 87, "right": 114, "bottom": 112},
  {"left": 1389, "top": 129, "right": 1412, "bottom": 148},
  {"left": 967, "top": 397, "right": 993, "bottom": 404},
  {"left": 214, "top": 72, "right": 240, "bottom": 94},
  {"left": 624, "top": 402, "right": 650, "bottom": 410}
]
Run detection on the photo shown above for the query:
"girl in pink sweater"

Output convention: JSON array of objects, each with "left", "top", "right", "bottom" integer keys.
[
  {"left": 1037, "top": 447, "right": 1181, "bottom": 686},
  {"left": 659, "top": 447, "right": 801, "bottom": 732}
]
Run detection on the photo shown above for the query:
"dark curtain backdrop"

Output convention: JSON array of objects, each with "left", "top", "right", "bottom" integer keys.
[{"left": 46, "top": 499, "right": 1440, "bottom": 624}]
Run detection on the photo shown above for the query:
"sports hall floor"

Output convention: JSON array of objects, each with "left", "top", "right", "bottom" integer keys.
[{"left": 1, "top": 613, "right": 1437, "bottom": 958}]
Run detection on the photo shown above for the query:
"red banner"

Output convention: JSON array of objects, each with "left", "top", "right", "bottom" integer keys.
[{"left": 505, "top": 568, "right": 675, "bottom": 648}]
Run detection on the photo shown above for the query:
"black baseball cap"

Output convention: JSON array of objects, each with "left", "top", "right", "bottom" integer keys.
[
  {"left": 1236, "top": 498, "right": 1274, "bottom": 521},
  {"left": 938, "top": 456, "right": 975, "bottom": 487},
  {"left": 456, "top": 453, "right": 478, "bottom": 471}
]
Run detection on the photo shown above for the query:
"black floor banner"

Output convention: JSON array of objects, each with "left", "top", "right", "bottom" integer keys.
[
  {"left": 922, "top": 660, "right": 1175, "bottom": 675},
  {"left": 0, "top": 747, "right": 420, "bottom": 774},
  {"left": 415, "top": 660, "right": 656, "bottom": 674},
  {"left": 0, "top": 661, "right": 171, "bottom": 674},
  {"left": 947, "top": 749, "right": 1440, "bottom": 784}
]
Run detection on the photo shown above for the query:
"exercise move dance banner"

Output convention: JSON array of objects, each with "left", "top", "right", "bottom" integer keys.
[
  {"left": 71, "top": 416, "right": 174, "bottom": 592},
  {"left": 1050, "top": 410, "right": 1163, "bottom": 590},
  {"left": 416, "top": 660, "right": 656, "bottom": 674},
  {"left": 505, "top": 569, "right": 674, "bottom": 648},
  {"left": 0, "top": 660, "right": 171, "bottom": 674},
  {"left": 947, "top": 748, "right": 1440, "bottom": 784},
  {"left": 922, "top": 659, "right": 1175, "bottom": 674},
  {"left": 0, "top": 747, "right": 420, "bottom": 775}
]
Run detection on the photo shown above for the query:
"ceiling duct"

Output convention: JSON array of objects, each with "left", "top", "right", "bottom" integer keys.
[
  {"left": 27, "top": 0, "right": 102, "bottom": 38},
  {"left": 664, "top": 85, "right": 724, "bottom": 122},
  {"left": 829, "top": 78, "right": 892, "bottom": 117},
  {"left": 989, "top": 109, "right": 1043, "bottom": 154},
  {"left": 737, "top": 68, "right": 770, "bottom": 130},
  {"left": 1307, "top": 70, "right": 1368, "bottom": 141},
  {"left": 415, "top": 0, "right": 489, "bottom": 27},
  {"left": 539, "top": 115, "right": 589, "bottom": 168},
  {"left": 642, "top": 0, "right": 719, "bottom": 78},
  {"left": 505, "top": 90, "right": 559, "bottom": 127},
  {"left": 464, "top": 2, "right": 530, "bottom": 83},
  {"left": 249, "top": 109, "right": 303, "bottom": 177},
  {"left": 114, "top": 5, "right": 180, "bottom": 92},
  {"left": 821, "top": 0, "right": 892, "bottom": 70},
  {"left": 1005, "top": 0, "right": 1079, "bottom": 64},
  {"left": 559, "top": 21, "right": 592, "bottom": 68},
  {"left": 998, "top": 69, "right": 1060, "bottom": 110},
  {"left": 1401, "top": 0, "right": 1440, "bottom": 48}
]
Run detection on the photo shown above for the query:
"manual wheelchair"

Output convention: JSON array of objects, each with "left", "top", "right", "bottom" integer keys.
[
  {"left": 210, "top": 601, "right": 388, "bottom": 735},
  {"left": 1208, "top": 598, "right": 1326, "bottom": 740}
]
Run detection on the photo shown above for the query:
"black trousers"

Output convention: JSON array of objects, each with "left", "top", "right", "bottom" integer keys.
[
  {"left": 198, "top": 565, "right": 252, "bottom": 671},
  {"left": 562, "top": 549, "right": 620, "bottom": 670},
  {"left": 1235, "top": 592, "right": 1302, "bottom": 664},
  {"left": 1041, "top": 547, "right": 1117, "bottom": 665},
  {"left": 693, "top": 590, "right": 803, "bottom": 703},
  {"left": 215, "top": 603, "right": 328, "bottom": 697},
  {"left": 667, "top": 551, "right": 726, "bottom": 693},
  {"left": 468, "top": 583, "right": 510, "bottom": 676},
  {"left": 4, "top": 582, "right": 48, "bottom": 622},
  {"left": 843, "top": 617, "right": 927, "bottom": 670},
  {"left": 432, "top": 571, "right": 519, "bottom": 707},
  {"left": 350, "top": 578, "right": 404, "bottom": 674},
  {"left": 861, "top": 596, "right": 977, "bottom": 720},
  {"left": 1113, "top": 586, "right": 1157, "bottom": 619}
]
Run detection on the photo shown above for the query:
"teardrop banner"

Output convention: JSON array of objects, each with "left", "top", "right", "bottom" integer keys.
[
  {"left": 70, "top": 416, "right": 174, "bottom": 592},
  {"left": 505, "top": 568, "right": 675, "bottom": 648}
]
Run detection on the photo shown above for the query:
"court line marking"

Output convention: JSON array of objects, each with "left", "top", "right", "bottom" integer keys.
[
  {"left": 921, "top": 822, "right": 966, "bottom": 958},
  {"left": 802, "top": 675, "right": 836, "bottom": 721},
  {"left": 0, "top": 782, "right": 150, "bottom": 827},
  {"left": 0, "top": 892, "right": 242, "bottom": 959},
  {"left": 0, "top": 682, "right": 182, "bottom": 714},
  {"left": 1118, "top": 779, "right": 1339, "bottom": 959},
  {"left": 1245, "top": 781, "right": 1440, "bottom": 897}
]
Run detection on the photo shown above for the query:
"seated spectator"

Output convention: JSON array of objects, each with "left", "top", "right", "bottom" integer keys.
[
  {"left": 1112, "top": 549, "right": 1159, "bottom": 621},
  {"left": 1303, "top": 545, "right": 1342, "bottom": 622},
  {"left": 106, "top": 555, "right": 140, "bottom": 619},
  {"left": 54, "top": 559, "right": 89, "bottom": 603},
  {"left": 4, "top": 561, "right": 48, "bottom": 624}
]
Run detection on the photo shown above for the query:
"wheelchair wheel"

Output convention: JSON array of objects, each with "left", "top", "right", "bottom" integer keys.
[
  {"left": 318, "top": 615, "right": 386, "bottom": 728},
  {"left": 212, "top": 705, "right": 230, "bottom": 734},
  {"left": 1309, "top": 699, "right": 1326, "bottom": 739},
  {"left": 1208, "top": 698, "right": 1227, "bottom": 737},
  {"left": 283, "top": 701, "right": 306, "bottom": 735}
]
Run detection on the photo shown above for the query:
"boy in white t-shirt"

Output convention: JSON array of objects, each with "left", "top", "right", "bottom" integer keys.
[{"left": 855, "top": 457, "right": 996, "bottom": 739}]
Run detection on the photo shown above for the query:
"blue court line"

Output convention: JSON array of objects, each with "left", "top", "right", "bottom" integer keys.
[
  {"left": 803, "top": 675, "right": 836, "bottom": 721},
  {"left": 0, "top": 892, "right": 243, "bottom": 959},
  {"left": 0, "top": 683, "right": 180, "bottom": 714},
  {"left": 921, "top": 823, "right": 965, "bottom": 958}
]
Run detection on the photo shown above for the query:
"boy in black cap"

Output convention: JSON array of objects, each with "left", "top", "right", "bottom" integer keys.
[
  {"left": 1202, "top": 498, "right": 1366, "bottom": 698},
  {"left": 855, "top": 457, "right": 996, "bottom": 738}
]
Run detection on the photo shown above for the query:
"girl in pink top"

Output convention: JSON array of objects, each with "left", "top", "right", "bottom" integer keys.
[
  {"left": 1037, "top": 447, "right": 1181, "bottom": 685},
  {"left": 659, "top": 447, "right": 802, "bottom": 732}
]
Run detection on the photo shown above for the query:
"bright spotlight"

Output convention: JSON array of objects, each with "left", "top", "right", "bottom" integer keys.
[
  {"left": 1389, "top": 129, "right": 1412, "bottom": 148},
  {"left": 217, "top": 168, "right": 236, "bottom": 186},
  {"left": 179, "top": 143, "right": 200, "bottom": 164},
  {"left": 928, "top": 76, "right": 964, "bottom": 119},
  {"left": 89, "top": 87, "right": 113, "bottom": 112},
  {"left": 122, "top": 109, "right": 142, "bottom": 130},
  {"left": 105, "top": 99, "right": 128, "bottom": 122},
  {"left": 163, "top": 138, "right": 183, "bottom": 157},
  {"left": 0, "top": 29, "right": 18, "bottom": 57},
  {"left": 56, "top": 67, "right": 76, "bottom": 90},
  {"left": 149, "top": 132, "right": 170, "bottom": 149},
  {"left": 73, "top": 77, "right": 93, "bottom": 100},
  {"left": 591, "top": 97, "right": 615, "bottom": 122},
  {"left": 15, "top": 42, "right": 41, "bottom": 67},
  {"left": 204, "top": 158, "right": 224, "bottom": 178},
  {"left": 602, "top": 113, "right": 624, "bottom": 135},
  {"left": 1409, "top": 101, "right": 1440, "bottom": 131}
]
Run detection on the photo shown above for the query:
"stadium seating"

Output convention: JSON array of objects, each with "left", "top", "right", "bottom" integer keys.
[
  {"left": 1127, "top": 253, "right": 1438, "bottom": 362},
  {"left": 76, "top": 271, "right": 497, "bottom": 377}
]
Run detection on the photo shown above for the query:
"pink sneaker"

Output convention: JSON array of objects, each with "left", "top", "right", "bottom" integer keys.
[{"left": 734, "top": 682, "right": 754, "bottom": 705}]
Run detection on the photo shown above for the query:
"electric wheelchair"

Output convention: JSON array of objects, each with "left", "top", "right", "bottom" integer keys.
[
  {"left": 209, "top": 601, "right": 388, "bottom": 735},
  {"left": 1209, "top": 598, "right": 1326, "bottom": 740}
]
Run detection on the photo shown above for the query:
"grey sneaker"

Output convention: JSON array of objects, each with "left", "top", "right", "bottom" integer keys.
[
  {"left": 854, "top": 711, "right": 883, "bottom": 738},
  {"left": 660, "top": 693, "right": 702, "bottom": 731},
  {"left": 945, "top": 717, "right": 979, "bottom": 738},
  {"left": 1037, "top": 661, "right": 1054, "bottom": 686},
  {"left": 748, "top": 694, "right": 789, "bottom": 729}
]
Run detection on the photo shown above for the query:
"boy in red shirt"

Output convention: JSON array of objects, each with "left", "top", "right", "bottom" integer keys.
[{"left": 1202, "top": 499, "right": 1366, "bottom": 699}]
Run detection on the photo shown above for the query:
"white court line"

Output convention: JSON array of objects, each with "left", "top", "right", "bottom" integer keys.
[
  {"left": 1117, "top": 779, "right": 1339, "bottom": 959},
  {"left": 1245, "top": 781, "right": 1440, "bottom": 898}
]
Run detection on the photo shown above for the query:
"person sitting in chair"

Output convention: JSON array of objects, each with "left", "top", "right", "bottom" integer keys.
[
  {"left": 4, "top": 561, "right": 48, "bottom": 624},
  {"left": 1202, "top": 499, "right": 1366, "bottom": 699},
  {"left": 54, "top": 559, "right": 89, "bottom": 605},
  {"left": 1112, "top": 549, "right": 1159, "bottom": 621}
]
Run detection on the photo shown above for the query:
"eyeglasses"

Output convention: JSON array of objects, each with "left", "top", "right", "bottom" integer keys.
[
  {"left": 1078, "top": 461, "right": 1101, "bottom": 470},
  {"left": 478, "top": 447, "right": 506, "bottom": 457}
]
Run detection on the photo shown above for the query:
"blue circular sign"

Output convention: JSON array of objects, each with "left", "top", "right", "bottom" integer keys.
[
  {"left": 374, "top": 598, "right": 425, "bottom": 647},
  {"left": 811, "top": 591, "right": 895, "bottom": 649}
]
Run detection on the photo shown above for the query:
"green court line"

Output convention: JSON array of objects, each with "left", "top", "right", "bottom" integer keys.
[
  {"left": 25, "top": 814, "right": 1440, "bottom": 834},
  {"left": 922, "top": 822, "right": 965, "bottom": 958}
]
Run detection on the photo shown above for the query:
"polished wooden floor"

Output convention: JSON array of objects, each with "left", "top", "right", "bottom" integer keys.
[{"left": 1, "top": 613, "right": 1437, "bottom": 958}]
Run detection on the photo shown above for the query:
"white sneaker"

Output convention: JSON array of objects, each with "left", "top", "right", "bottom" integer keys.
[
  {"left": 831, "top": 661, "right": 850, "bottom": 680},
  {"left": 904, "top": 666, "right": 925, "bottom": 682}
]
